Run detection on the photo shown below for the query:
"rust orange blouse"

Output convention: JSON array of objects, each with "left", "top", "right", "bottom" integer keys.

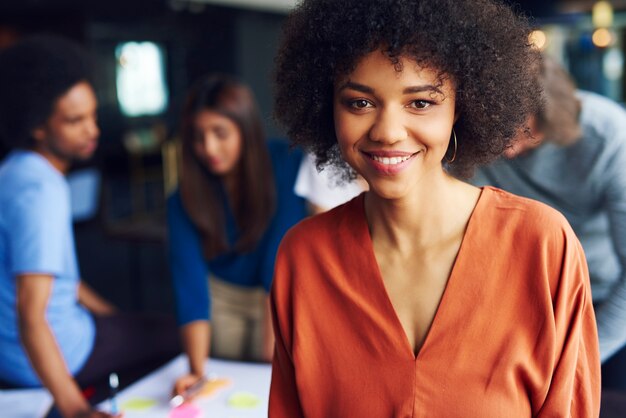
[{"left": 269, "top": 187, "right": 600, "bottom": 418}]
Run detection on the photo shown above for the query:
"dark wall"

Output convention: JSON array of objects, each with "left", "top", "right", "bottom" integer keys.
[
  {"left": 235, "top": 10, "right": 287, "bottom": 138},
  {"left": 505, "top": 0, "right": 557, "bottom": 19}
]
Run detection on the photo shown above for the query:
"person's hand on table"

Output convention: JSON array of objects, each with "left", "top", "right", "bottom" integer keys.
[{"left": 173, "top": 373, "right": 203, "bottom": 400}]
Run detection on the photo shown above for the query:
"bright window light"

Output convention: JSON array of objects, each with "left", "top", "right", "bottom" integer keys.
[{"left": 116, "top": 42, "right": 168, "bottom": 117}]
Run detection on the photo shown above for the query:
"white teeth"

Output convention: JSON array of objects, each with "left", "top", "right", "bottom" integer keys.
[{"left": 371, "top": 154, "right": 412, "bottom": 165}]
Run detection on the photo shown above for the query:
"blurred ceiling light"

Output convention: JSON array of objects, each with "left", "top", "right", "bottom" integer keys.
[
  {"left": 592, "top": 28, "right": 614, "bottom": 48},
  {"left": 529, "top": 30, "right": 548, "bottom": 50},
  {"left": 592, "top": 1, "right": 614, "bottom": 28}
]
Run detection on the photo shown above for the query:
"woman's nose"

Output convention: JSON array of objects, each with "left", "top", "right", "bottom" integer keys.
[
  {"left": 368, "top": 108, "right": 407, "bottom": 144},
  {"left": 202, "top": 134, "right": 218, "bottom": 155}
]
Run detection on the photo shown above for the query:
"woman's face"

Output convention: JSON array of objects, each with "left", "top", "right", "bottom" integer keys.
[
  {"left": 333, "top": 50, "right": 457, "bottom": 200},
  {"left": 191, "top": 109, "right": 243, "bottom": 176}
]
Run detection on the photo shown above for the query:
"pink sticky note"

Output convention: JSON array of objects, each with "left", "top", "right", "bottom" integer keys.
[{"left": 169, "top": 403, "right": 202, "bottom": 418}]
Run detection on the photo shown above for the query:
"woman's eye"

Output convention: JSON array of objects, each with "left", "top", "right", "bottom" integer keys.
[
  {"left": 349, "top": 99, "right": 372, "bottom": 110},
  {"left": 410, "top": 100, "right": 431, "bottom": 109},
  {"left": 215, "top": 129, "right": 229, "bottom": 139}
]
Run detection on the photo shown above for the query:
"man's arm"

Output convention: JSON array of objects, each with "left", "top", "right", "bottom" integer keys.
[
  {"left": 17, "top": 274, "right": 115, "bottom": 418},
  {"left": 593, "top": 131, "right": 626, "bottom": 362},
  {"left": 77, "top": 281, "right": 117, "bottom": 316}
]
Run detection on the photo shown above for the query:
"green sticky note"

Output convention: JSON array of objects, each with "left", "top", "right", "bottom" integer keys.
[
  {"left": 121, "top": 397, "right": 157, "bottom": 411},
  {"left": 227, "top": 392, "right": 261, "bottom": 409}
]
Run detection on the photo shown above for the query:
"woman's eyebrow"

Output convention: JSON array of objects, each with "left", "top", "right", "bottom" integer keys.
[
  {"left": 403, "top": 85, "right": 443, "bottom": 95},
  {"left": 337, "top": 81, "right": 442, "bottom": 95},
  {"left": 337, "top": 81, "right": 374, "bottom": 94}
]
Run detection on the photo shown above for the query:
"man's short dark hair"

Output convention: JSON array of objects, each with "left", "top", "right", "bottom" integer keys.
[{"left": 0, "top": 34, "right": 92, "bottom": 150}]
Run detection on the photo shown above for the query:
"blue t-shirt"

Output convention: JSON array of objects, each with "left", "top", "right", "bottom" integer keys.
[
  {"left": 0, "top": 150, "right": 95, "bottom": 387},
  {"left": 167, "top": 140, "right": 307, "bottom": 325}
]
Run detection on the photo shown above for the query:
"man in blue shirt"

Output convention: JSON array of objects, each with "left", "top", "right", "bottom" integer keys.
[{"left": 0, "top": 35, "right": 179, "bottom": 418}]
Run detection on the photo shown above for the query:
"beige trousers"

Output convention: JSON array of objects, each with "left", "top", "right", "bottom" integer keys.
[{"left": 209, "top": 277, "right": 265, "bottom": 361}]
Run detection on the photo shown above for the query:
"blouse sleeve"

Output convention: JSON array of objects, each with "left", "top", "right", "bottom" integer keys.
[
  {"left": 537, "top": 233, "right": 601, "bottom": 417},
  {"left": 167, "top": 190, "right": 211, "bottom": 325},
  {"left": 268, "top": 237, "right": 305, "bottom": 418}
]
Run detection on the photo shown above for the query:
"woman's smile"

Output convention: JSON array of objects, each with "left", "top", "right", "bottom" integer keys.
[{"left": 362, "top": 150, "right": 420, "bottom": 175}]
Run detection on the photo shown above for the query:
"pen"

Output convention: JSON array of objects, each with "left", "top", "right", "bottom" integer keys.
[
  {"left": 169, "top": 376, "right": 208, "bottom": 408},
  {"left": 109, "top": 372, "right": 119, "bottom": 415}
]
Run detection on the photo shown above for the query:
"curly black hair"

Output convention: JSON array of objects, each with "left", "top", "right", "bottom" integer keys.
[
  {"left": 0, "top": 34, "right": 92, "bottom": 151},
  {"left": 274, "top": 0, "right": 541, "bottom": 178}
]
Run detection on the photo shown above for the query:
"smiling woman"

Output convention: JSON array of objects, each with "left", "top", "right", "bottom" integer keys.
[
  {"left": 269, "top": 0, "right": 601, "bottom": 417},
  {"left": 333, "top": 53, "right": 457, "bottom": 199}
]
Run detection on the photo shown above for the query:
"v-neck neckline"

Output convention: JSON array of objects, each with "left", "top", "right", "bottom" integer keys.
[{"left": 355, "top": 187, "right": 487, "bottom": 360}]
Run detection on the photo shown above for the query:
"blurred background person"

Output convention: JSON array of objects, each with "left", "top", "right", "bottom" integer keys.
[
  {"left": 167, "top": 74, "right": 306, "bottom": 397},
  {"left": 0, "top": 35, "right": 180, "bottom": 418},
  {"left": 473, "top": 55, "right": 626, "bottom": 389},
  {"left": 294, "top": 152, "right": 365, "bottom": 214}
]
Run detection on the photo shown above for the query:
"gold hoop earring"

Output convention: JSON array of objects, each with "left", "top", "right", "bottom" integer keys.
[{"left": 446, "top": 129, "right": 457, "bottom": 163}]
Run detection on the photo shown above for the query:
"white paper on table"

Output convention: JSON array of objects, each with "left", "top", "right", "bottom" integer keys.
[
  {"left": 0, "top": 387, "right": 53, "bottom": 418},
  {"left": 97, "top": 354, "right": 271, "bottom": 418}
]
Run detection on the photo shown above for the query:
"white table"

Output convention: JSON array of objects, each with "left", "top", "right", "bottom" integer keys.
[
  {"left": 0, "top": 387, "right": 53, "bottom": 418},
  {"left": 97, "top": 355, "right": 271, "bottom": 418}
]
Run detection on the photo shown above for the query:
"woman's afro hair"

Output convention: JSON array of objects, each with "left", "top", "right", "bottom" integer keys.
[{"left": 274, "top": 0, "right": 541, "bottom": 178}]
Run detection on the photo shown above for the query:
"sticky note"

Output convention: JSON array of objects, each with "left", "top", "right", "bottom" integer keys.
[
  {"left": 227, "top": 391, "right": 261, "bottom": 409},
  {"left": 121, "top": 397, "right": 157, "bottom": 411},
  {"left": 198, "top": 378, "right": 231, "bottom": 399},
  {"left": 169, "top": 403, "right": 202, "bottom": 418}
]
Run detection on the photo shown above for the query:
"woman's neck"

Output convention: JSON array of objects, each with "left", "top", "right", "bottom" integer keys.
[{"left": 364, "top": 174, "right": 479, "bottom": 254}]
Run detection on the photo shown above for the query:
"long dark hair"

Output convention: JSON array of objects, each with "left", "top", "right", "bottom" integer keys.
[{"left": 179, "top": 74, "right": 275, "bottom": 259}]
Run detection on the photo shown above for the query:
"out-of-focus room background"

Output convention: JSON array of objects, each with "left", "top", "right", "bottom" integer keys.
[{"left": 0, "top": 0, "right": 621, "bottom": 316}]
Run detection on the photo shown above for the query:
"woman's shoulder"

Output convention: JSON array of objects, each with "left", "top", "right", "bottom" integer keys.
[
  {"left": 166, "top": 188, "right": 193, "bottom": 224},
  {"left": 267, "top": 139, "right": 306, "bottom": 196},
  {"left": 267, "top": 138, "right": 301, "bottom": 158},
  {"left": 480, "top": 186, "right": 576, "bottom": 242},
  {"left": 166, "top": 187, "right": 183, "bottom": 209},
  {"left": 280, "top": 194, "right": 364, "bottom": 252},
  {"left": 267, "top": 138, "right": 303, "bottom": 170}
]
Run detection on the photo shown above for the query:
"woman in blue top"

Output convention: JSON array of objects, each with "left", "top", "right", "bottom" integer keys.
[{"left": 167, "top": 74, "right": 306, "bottom": 395}]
